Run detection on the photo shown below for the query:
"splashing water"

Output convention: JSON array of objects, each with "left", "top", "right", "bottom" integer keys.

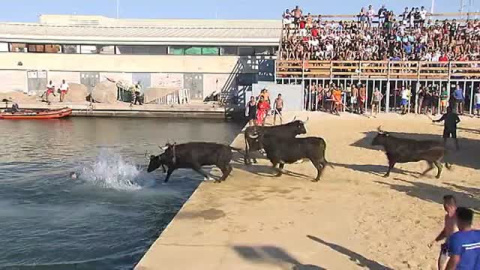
[{"left": 79, "top": 150, "right": 151, "bottom": 191}]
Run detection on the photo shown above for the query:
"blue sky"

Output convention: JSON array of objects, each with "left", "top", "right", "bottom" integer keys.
[{"left": 0, "top": 0, "right": 477, "bottom": 22}]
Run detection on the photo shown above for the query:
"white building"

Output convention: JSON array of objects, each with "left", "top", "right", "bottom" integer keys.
[{"left": 0, "top": 15, "right": 282, "bottom": 100}]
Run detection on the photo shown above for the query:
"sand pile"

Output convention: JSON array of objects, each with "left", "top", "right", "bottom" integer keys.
[
  {"left": 143, "top": 87, "right": 179, "bottom": 104},
  {"left": 91, "top": 81, "right": 117, "bottom": 103},
  {"left": 0, "top": 91, "right": 37, "bottom": 103},
  {"left": 64, "top": 83, "right": 88, "bottom": 102}
]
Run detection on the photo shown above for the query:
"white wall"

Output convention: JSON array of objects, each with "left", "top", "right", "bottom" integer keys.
[
  {"left": 48, "top": 71, "right": 81, "bottom": 85},
  {"left": 0, "top": 71, "right": 27, "bottom": 93}
]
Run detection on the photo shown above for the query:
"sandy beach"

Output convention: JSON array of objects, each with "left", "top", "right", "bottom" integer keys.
[{"left": 136, "top": 111, "right": 480, "bottom": 270}]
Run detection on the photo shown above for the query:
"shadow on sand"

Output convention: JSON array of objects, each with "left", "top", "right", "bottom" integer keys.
[
  {"left": 306, "top": 235, "right": 393, "bottom": 270},
  {"left": 330, "top": 162, "right": 421, "bottom": 177},
  {"left": 375, "top": 178, "right": 480, "bottom": 210},
  {"left": 231, "top": 151, "right": 316, "bottom": 181},
  {"left": 351, "top": 131, "right": 480, "bottom": 170},
  {"left": 233, "top": 245, "right": 324, "bottom": 270}
]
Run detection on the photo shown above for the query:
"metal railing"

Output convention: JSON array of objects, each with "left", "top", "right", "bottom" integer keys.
[{"left": 276, "top": 60, "right": 480, "bottom": 80}]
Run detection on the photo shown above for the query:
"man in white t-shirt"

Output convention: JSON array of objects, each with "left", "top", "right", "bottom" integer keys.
[
  {"left": 475, "top": 88, "right": 480, "bottom": 117},
  {"left": 367, "top": 5, "right": 375, "bottom": 27},
  {"left": 59, "top": 79, "right": 69, "bottom": 102},
  {"left": 419, "top": 6, "right": 427, "bottom": 26}
]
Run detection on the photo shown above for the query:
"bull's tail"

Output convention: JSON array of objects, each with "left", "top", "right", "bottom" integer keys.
[
  {"left": 325, "top": 158, "right": 334, "bottom": 169},
  {"left": 320, "top": 138, "right": 334, "bottom": 169}
]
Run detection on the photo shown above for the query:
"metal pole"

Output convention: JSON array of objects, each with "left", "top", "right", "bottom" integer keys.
[
  {"left": 386, "top": 80, "right": 390, "bottom": 113},
  {"left": 470, "top": 80, "right": 474, "bottom": 115},
  {"left": 447, "top": 62, "right": 452, "bottom": 107},
  {"left": 365, "top": 80, "right": 369, "bottom": 113},
  {"left": 415, "top": 81, "right": 420, "bottom": 115}
]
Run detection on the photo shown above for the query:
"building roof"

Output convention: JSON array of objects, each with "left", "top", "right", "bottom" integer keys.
[{"left": 0, "top": 15, "right": 282, "bottom": 46}]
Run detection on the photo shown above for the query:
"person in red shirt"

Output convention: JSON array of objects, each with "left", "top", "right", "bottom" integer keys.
[
  {"left": 439, "top": 53, "right": 449, "bottom": 62},
  {"left": 256, "top": 96, "right": 271, "bottom": 126},
  {"left": 311, "top": 26, "right": 319, "bottom": 37}
]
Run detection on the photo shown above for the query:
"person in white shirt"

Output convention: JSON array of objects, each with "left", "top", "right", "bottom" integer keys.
[
  {"left": 419, "top": 6, "right": 427, "bottom": 26},
  {"left": 475, "top": 88, "right": 480, "bottom": 117},
  {"left": 367, "top": 5, "right": 375, "bottom": 27},
  {"left": 59, "top": 80, "right": 69, "bottom": 102},
  {"left": 45, "top": 80, "right": 55, "bottom": 104}
]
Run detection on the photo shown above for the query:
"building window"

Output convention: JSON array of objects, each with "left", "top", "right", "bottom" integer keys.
[
  {"left": 254, "top": 47, "right": 273, "bottom": 55},
  {"left": 201, "top": 47, "right": 219, "bottom": 55},
  {"left": 45, "top": 44, "right": 62, "bottom": 53},
  {"left": 168, "top": 46, "right": 186, "bottom": 55},
  {"left": 238, "top": 47, "right": 255, "bottom": 56},
  {"left": 80, "top": 45, "right": 97, "bottom": 54},
  {"left": 10, "top": 43, "right": 27, "bottom": 52},
  {"left": 116, "top": 45, "right": 168, "bottom": 55},
  {"left": 27, "top": 44, "right": 45, "bottom": 53},
  {"left": 0, "top": 42, "right": 8, "bottom": 52},
  {"left": 63, "top": 45, "right": 79, "bottom": 54},
  {"left": 220, "top": 47, "right": 238, "bottom": 56},
  {"left": 97, "top": 45, "right": 115, "bottom": 54}
]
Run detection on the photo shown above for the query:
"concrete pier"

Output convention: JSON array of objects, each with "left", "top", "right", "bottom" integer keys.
[
  {"left": 136, "top": 112, "right": 480, "bottom": 270},
  {"left": 8, "top": 102, "right": 226, "bottom": 119}
]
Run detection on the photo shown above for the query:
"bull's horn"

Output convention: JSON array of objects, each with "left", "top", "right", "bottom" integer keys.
[
  {"left": 303, "top": 117, "right": 310, "bottom": 123},
  {"left": 145, "top": 151, "right": 151, "bottom": 160},
  {"left": 293, "top": 116, "right": 297, "bottom": 121},
  {"left": 377, "top": 126, "right": 385, "bottom": 133},
  {"left": 248, "top": 133, "right": 259, "bottom": 139}
]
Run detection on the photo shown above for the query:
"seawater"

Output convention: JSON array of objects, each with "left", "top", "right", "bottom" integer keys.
[{"left": 0, "top": 117, "right": 242, "bottom": 270}]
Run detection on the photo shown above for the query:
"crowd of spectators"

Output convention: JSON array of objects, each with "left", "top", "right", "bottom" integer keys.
[{"left": 281, "top": 5, "right": 480, "bottom": 62}]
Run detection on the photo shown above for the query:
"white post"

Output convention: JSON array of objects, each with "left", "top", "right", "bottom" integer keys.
[{"left": 431, "top": 0, "right": 435, "bottom": 14}]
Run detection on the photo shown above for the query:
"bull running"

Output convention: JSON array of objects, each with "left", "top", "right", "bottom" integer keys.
[
  {"left": 261, "top": 134, "right": 332, "bottom": 182},
  {"left": 244, "top": 117, "right": 308, "bottom": 165},
  {"left": 147, "top": 142, "right": 243, "bottom": 183},
  {"left": 372, "top": 126, "right": 452, "bottom": 178}
]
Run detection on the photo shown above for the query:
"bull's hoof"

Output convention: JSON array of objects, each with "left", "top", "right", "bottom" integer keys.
[
  {"left": 275, "top": 173, "right": 282, "bottom": 177},
  {"left": 214, "top": 180, "right": 221, "bottom": 183},
  {"left": 383, "top": 174, "right": 390, "bottom": 178},
  {"left": 435, "top": 175, "right": 441, "bottom": 179},
  {"left": 253, "top": 159, "right": 258, "bottom": 164},
  {"left": 311, "top": 179, "right": 319, "bottom": 182}
]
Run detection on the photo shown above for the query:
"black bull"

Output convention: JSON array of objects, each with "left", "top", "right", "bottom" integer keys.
[
  {"left": 261, "top": 135, "right": 331, "bottom": 182},
  {"left": 244, "top": 120, "right": 307, "bottom": 165},
  {"left": 147, "top": 142, "right": 241, "bottom": 183},
  {"left": 372, "top": 128, "right": 451, "bottom": 178}
]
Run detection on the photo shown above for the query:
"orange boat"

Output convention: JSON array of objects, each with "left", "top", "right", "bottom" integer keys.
[{"left": 0, "top": 107, "right": 73, "bottom": 120}]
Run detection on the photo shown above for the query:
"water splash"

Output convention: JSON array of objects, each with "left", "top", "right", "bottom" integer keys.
[{"left": 79, "top": 150, "right": 152, "bottom": 191}]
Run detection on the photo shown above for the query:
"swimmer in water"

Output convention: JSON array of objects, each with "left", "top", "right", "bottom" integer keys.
[{"left": 70, "top": 172, "right": 79, "bottom": 179}]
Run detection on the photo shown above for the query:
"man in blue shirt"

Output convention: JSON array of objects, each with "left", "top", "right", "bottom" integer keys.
[
  {"left": 453, "top": 85, "right": 465, "bottom": 115},
  {"left": 446, "top": 207, "right": 480, "bottom": 270}
]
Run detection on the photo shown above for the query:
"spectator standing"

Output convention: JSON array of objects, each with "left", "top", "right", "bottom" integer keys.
[
  {"left": 59, "top": 80, "right": 69, "bottom": 102},
  {"left": 367, "top": 5, "right": 375, "bottom": 28},
  {"left": 351, "top": 84, "right": 358, "bottom": 113},
  {"left": 371, "top": 87, "right": 383, "bottom": 116},
  {"left": 256, "top": 95, "right": 270, "bottom": 126},
  {"left": 273, "top": 94, "right": 284, "bottom": 125},
  {"left": 378, "top": 5, "right": 387, "bottom": 25},
  {"left": 446, "top": 207, "right": 480, "bottom": 270},
  {"left": 429, "top": 195, "right": 458, "bottom": 270},
  {"left": 433, "top": 106, "right": 461, "bottom": 150},
  {"left": 475, "top": 88, "right": 480, "bottom": 117},
  {"left": 431, "top": 86, "right": 440, "bottom": 116},
  {"left": 419, "top": 6, "right": 427, "bottom": 27},
  {"left": 293, "top": 5, "right": 302, "bottom": 26},
  {"left": 440, "top": 87, "right": 449, "bottom": 114},
  {"left": 245, "top": 96, "right": 257, "bottom": 126},
  {"left": 453, "top": 85, "right": 465, "bottom": 115},
  {"left": 133, "top": 81, "right": 143, "bottom": 105},
  {"left": 400, "top": 86, "right": 409, "bottom": 114},
  {"left": 417, "top": 86, "right": 426, "bottom": 114},
  {"left": 358, "top": 84, "right": 366, "bottom": 114}
]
